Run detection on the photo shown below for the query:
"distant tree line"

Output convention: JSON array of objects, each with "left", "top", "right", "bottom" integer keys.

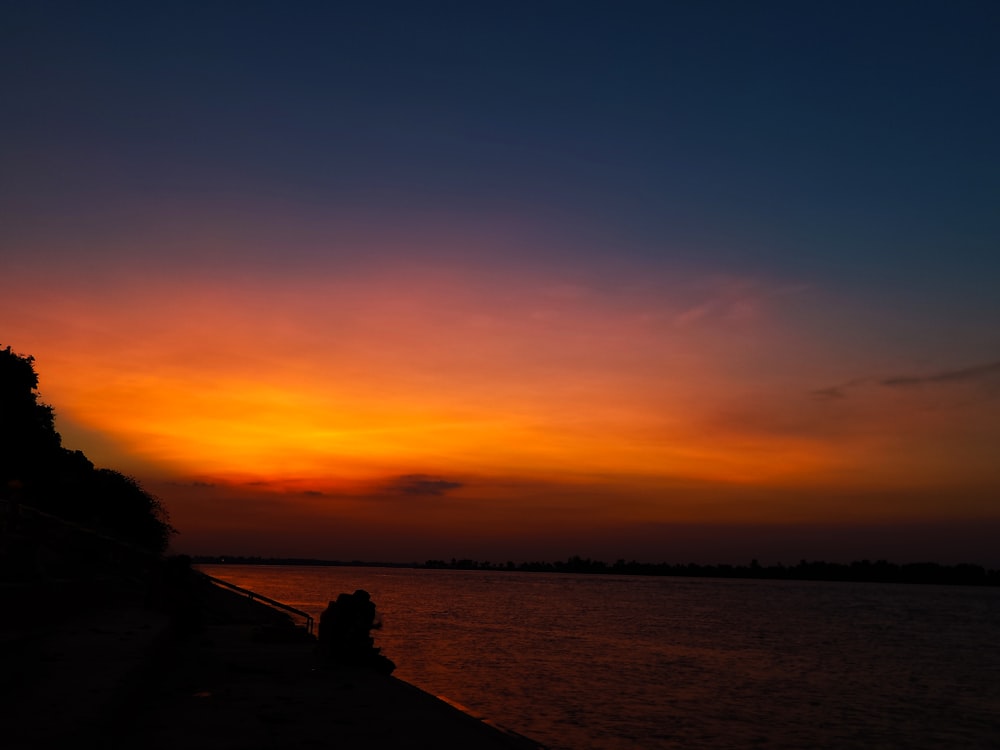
[
  {"left": 1, "top": 346, "right": 173, "bottom": 555},
  {"left": 193, "top": 554, "right": 1000, "bottom": 586},
  {"left": 194, "top": 556, "right": 411, "bottom": 569},
  {"left": 425, "top": 556, "right": 1000, "bottom": 585}
]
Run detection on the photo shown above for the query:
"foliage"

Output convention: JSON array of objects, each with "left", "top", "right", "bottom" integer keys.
[
  {"left": 1, "top": 345, "right": 174, "bottom": 554},
  {"left": 420, "top": 556, "right": 1000, "bottom": 585},
  {"left": 0, "top": 346, "right": 62, "bottom": 479}
]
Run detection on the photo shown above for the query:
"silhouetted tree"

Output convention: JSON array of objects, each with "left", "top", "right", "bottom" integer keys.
[
  {"left": 85, "top": 469, "right": 174, "bottom": 555},
  {"left": 0, "top": 346, "right": 173, "bottom": 554},
  {"left": 0, "top": 346, "right": 62, "bottom": 486}
]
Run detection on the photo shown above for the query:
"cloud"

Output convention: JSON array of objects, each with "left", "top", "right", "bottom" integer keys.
[
  {"left": 810, "top": 385, "right": 849, "bottom": 401},
  {"left": 809, "top": 378, "right": 868, "bottom": 401},
  {"left": 388, "top": 474, "right": 464, "bottom": 496},
  {"left": 881, "top": 360, "right": 1000, "bottom": 388},
  {"left": 812, "top": 360, "right": 1000, "bottom": 401}
]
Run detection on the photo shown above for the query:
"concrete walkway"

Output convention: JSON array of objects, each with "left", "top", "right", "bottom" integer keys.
[
  {"left": 113, "top": 621, "right": 543, "bottom": 750},
  {"left": 4, "top": 602, "right": 172, "bottom": 749},
  {"left": 3, "top": 605, "right": 543, "bottom": 750}
]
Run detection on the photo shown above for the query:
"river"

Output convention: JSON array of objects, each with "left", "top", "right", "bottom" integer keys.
[{"left": 198, "top": 564, "right": 1000, "bottom": 749}]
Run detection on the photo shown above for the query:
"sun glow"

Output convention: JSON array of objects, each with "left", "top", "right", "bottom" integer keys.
[
  {"left": 7, "top": 258, "right": 997, "bottom": 536},
  {"left": 18, "top": 268, "right": 817, "bottom": 486}
]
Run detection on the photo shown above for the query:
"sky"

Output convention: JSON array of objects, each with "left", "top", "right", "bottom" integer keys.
[{"left": 3, "top": 1, "right": 1000, "bottom": 564}]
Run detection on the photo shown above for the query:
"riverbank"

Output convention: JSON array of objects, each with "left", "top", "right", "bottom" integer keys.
[
  {"left": 2, "top": 576, "right": 543, "bottom": 749},
  {"left": 114, "top": 619, "right": 542, "bottom": 749}
]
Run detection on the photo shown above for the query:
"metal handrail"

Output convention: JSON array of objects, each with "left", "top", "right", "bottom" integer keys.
[
  {"left": 200, "top": 572, "right": 314, "bottom": 635},
  {"left": 1, "top": 498, "right": 157, "bottom": 558},
  {"left": 2, "top": 501, "right": 313, "bottom": 635}
]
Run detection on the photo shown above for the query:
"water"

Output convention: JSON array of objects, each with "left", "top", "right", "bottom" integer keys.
[{"left": 198, "top": 564, "right": 1000, "bottom": 749}]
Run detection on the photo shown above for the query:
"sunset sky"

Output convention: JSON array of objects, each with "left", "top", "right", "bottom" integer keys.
[{"left": 3, "top": 1, "right": 999, "bottom": 564}]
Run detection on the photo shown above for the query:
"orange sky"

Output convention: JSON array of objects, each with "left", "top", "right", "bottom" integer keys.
[{"left": 5, "top": 256, "right": 1000, "bottom": 563}]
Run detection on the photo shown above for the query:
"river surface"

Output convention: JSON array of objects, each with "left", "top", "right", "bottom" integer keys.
[{"left": 198, "top": 564, "right": 1000, "bottom": 749}]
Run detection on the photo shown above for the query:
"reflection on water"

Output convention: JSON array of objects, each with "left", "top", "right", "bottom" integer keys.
[{"left": 200, "top": 564, "right": 1000, "bottom": 750}]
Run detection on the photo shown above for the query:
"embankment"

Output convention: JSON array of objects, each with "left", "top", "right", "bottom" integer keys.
[{"left": 3, "top": 565, "right": 544, "bottom": 749}]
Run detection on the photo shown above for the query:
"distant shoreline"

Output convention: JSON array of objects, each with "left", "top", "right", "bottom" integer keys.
[{"left": 192, "top": 555, "right": 1000, "bottom": 587}]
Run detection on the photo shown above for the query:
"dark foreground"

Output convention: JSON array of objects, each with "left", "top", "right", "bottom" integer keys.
[{"left": 3, "top": 586, "right": 542, "bottom": 750}]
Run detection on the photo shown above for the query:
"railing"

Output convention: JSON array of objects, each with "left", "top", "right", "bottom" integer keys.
[
  {"left": 2, "top": 501, "right": 314, "bottom": 636},
  {"left": 199, "top": 572, "right": 315, "bottom": 635},
  {"left": 1, "top": 498, "right": 160, "bottom": 576}
]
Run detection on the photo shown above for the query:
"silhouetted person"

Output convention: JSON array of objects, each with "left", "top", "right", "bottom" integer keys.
[{"left": 317, "top": 589, "right": 395, "bottom": 674}]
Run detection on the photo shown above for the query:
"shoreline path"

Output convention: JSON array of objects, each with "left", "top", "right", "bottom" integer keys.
[{"left": 4, "top": 594, "right": 544, "bottom": 750}]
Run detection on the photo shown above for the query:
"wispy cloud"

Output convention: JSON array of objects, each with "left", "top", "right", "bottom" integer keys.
[
  {"left": 810, "top": 385, "right": 851, "bottom": 401},
  {"left": 812, "top": 359, "right": 1000, "bottom": 400},
  {"left": 809, "top": 378, "right": 867, "bottom": 401},
  {"left": 881, "top": 360, "right": 1000, "bottom": 388}
]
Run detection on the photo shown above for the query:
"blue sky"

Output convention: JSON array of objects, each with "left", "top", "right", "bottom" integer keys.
[{"left": 6, "top": 2, "right": 998, "bottom": 272}]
